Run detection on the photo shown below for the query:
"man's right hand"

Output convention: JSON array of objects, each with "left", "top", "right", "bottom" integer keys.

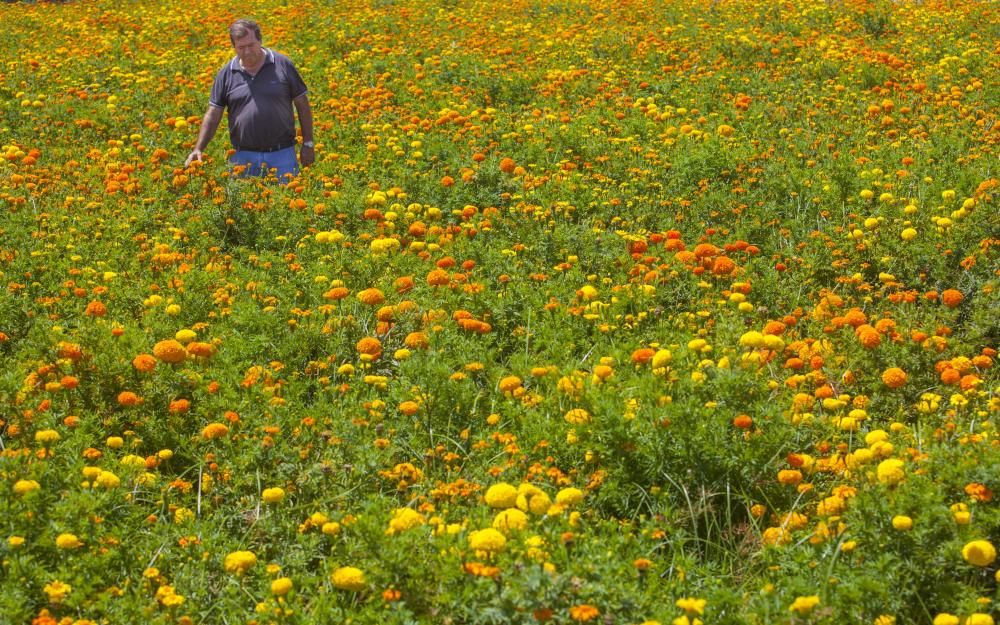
[{"left": 184, "top": 150, "right": 204, "bottom": 167}]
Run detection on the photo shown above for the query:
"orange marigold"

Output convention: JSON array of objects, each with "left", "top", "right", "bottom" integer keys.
[
  {"left": 117, "top": 391, "right": 143, "bottom": 407},
  {"left": 153, "top": 340, "right": 187, "bottom": 364},
  {"left": 356, "top": 337, "right": 383, "bottom": 359},
  {"left": 357, "top": 288, "right": 385, "bottom": 306},
  {"left": 881, "top": 367, "right": 907, "bottom": 389},
  {"left": 568, "top": 604, "right": 600, "bottom": 622},
  {"left": 404, "top": 332, "right": 429, "bottom": 349},
  {"left": 202, "top": 422, "right": 229, "bottom": 440},
  {"left": 941, "top": 289, "right": 964, "bottom": 308},
  {"left": 132, "top": 354, "right": 157, "bottom": 372}
]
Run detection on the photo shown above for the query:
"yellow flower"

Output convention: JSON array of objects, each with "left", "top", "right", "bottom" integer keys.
[
  {"left": 13, "top": 479, "right": 40, "bottom": 496},
  {"left": 468, "top": 528, "right": 507, "bottom": 553},
  {"left": 95, "top": 471, "right": 121, "bottom": 489},
  {"left": 271, "top": 577, "right": 293, "bottom": 596},
  {"left": 932, "top": 614, "right": 959, "bottom": 625},
  {"left": 675, "top": 597, "right": 706, "bottom": 615},
  {"left": 556, "top": 487, "right": 584, "bottom": 506},
  {"left": 962, "top": 540, "right": 997, "bottom": 567},
  {"left": 387, "top": 508, "right": 425, "bottom": 535},
  {"left": 967, "top": 615, "right": 995, "bottom": 625},
  {"left": 564, "top": 408, "right": 591, "bottom": 425},
  {"left": 43, "top": 580, "right": 72, "bottom": 603},
  {"left": 55, "top": 533, "right": 83, "bottom": 549},
  {"left": 331, "top": 566, "right": 366, "bottom": 591},
  {"left": 262, "top": 487, "right": 285, "bottom": 504},
  {"left": 484, "top": 482, "right": 518, "bottom": 509},
  {"left": 223, "top": 550, "right": 257, "bottom": 575},
  {"left": 876, "top": 458, "right": 905, "bottom": 486},
  {"left": 322, "top": 521, "right": 342, "bottom": 536},
  {"left": 34, "top": 429, "right": 60, "bottom": 445},
  {"left": 492, "top": 508, "right": 528, "bottom": 533},
  {"left": 891, "top": 515, "right": 913, "bottom": 531},
  {"left": 789, "top": 595, "right": 820, "bottom": 615}
]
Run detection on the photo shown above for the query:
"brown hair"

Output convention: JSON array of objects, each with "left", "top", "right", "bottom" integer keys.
[{"left": 229, "top": 19, "right": 262, "bottom": 44}]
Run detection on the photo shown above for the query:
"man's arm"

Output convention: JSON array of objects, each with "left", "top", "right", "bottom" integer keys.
[
  {"left": 184, "top": 105, "right": 224, "bottom": 167},
  {"left": 294, "top": 93, "right": 314, "bottom": 167}
]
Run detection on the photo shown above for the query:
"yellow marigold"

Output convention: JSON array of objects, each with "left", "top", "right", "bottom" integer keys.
[
  {"left": 484, "top": 482, "right": 518, "bottom": 509},
  {"left": 202, "top": 422, "right": 229, "bottom": 440},
  {"left": 387, "top": 508, "right": 425, "bottom": 535},
  {"left": 762, "top": 526, "right": 791, "bottom": 546},
  {"left": 569, "top": 604, "right": 600, "bottom": 622},
  {"left": 933, "top": 614, "right": 960, "bottom": 625},
  {"left": 564, "top": 408, "right": 591, "bottom": 425},
  {"left": 967, "top": 615, "right": 994, "bottom": 625},
  {"left": 55, "top": 533, "right": 83, "bottom": 549},
  {"left": 962, "top": 540, "right": 997, "bottom": 567},
  {"left": 262, "top": 487, "right": 285, "bottom": 504},
  {"left": 223, "top": 550, "right": 257, "bottom": 575},
  {"left": 468, "top": 528, "right": 507, "bottom": 553},
  {"left": 271, "top": 577, "right": 293, "bottom": 596},
  {"left": 43, "top": 580, "right": 72, "bottom": 603},
  {"left": 891, "top": 515, "right": 913, "bottom": 531},
  {"left": 676, "top": 597, "right": 707, "bottom": 615},
  {"left": 789, "top": 595, "right": 820, "bottom": 615},
  {"left": 34, "top": 429, "right": 60, "bottom": 445},
  {"left": 331, "top": 566, "right": 366, "bottom": 591},
  {"left": 492, "top": 508, "right": 528, "bottom": 533},
  {"left": 555, "top": 487, "right": 584, "bottom": 506},
  {"left": 876, "top": 458, "right": 905, "bottom": 486},
  {"left": 94, "top": 471, "right": 121, "bottom": 489},
  {"left": 153, "top": 339, "right": 187, "bottom": 364}
]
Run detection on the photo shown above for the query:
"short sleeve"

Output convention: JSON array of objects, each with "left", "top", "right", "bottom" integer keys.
[
  {"left": 209, "top": 66, "right": 228, "bottom": 108},
  {"left": 285, "top": 60, "right": 308, "bottom": 99}
]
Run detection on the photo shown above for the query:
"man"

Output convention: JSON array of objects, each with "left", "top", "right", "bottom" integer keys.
[{"left": 185, "top": 19, "right": 314, "bottom": 182}]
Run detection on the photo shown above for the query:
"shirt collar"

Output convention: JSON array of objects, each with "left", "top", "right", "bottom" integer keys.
[{"left": 229, "top": 48, "right": 274, "bottom": 72}]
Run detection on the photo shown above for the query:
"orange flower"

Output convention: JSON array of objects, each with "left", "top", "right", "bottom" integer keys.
[
  {"left": 394, "top": 276, "right": 415, "bottom": 293},
  {"left": 733, "top": 414, "right": 753, "bottom": 429},
  {"left": 153, "top": 340, "right": 187, "bottom": 364},
  {"left": 324, "top": 286, "right": 350, "bottom": 300},
  {"left": 711, "top": 256, "right": 736, "bottom": 276},
  {"left": 499, "top": 157, "right": 516, "bottom": 174},
  {"left": 186, "top": 342, "right": 215, "bottom": 358},
  {"left": 881, "top": 367, "right": 907, "bottom": 389},
  {"left": 169, "top": 399, "right": 191, "bottom": 414},
  {"left": 356, "top": 336, "right": 383, "bottom": 359},
  {"left": 117, "top": 391, "right": 143, "bottom": 407},
  {"left": 202, "top": 423, "right": 229, "bottom": 440},
  {"left": 427, "top": 269, "right": 450, "bottom": 286},
  {"left": 941, "top": 289, "right": 964, "bottom": 308},
  {"left": 84, "top": 300, "right": 107, "bottom": 317},
  {"left": 404, "top": 332, "right": 429, "bottom": 349},
  {"left": 132, "top": 354, "right": 157, "bottom": 372},
  {"left": 357, "top": 288, "right": 385, "bottom": 306},
  {"left": 568, "top": 604, "right": 599, "bottom": 622},
  {"left": 630, "top": 348, "right": 655, "bottom": 364}
]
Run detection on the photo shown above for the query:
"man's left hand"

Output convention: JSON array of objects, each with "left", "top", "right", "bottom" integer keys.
[{"left": 300, "top": 145, "right": 315, "bottom": 167}]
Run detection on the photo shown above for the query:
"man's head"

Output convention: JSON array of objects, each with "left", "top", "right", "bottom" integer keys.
[{"left": 229, "top": 19, "right": 264, "bottom": 68}]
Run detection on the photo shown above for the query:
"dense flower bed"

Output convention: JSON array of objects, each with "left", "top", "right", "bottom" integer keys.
[{"left": 0, "top": 0, "right": 997, "bottom": 623}]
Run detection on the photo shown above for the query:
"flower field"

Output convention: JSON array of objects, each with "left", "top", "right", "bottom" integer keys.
[{"left": 1, "top": 0, "right": 998, "bottom": 623}]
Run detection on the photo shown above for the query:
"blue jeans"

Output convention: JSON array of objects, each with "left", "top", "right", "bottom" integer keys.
[{"left": 230, "top": 146, "right": 298, "bottom": 183}]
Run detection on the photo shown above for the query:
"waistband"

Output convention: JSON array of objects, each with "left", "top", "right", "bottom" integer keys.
[{"left": 234, "top": 141, "right": 295, "bottom": 153}]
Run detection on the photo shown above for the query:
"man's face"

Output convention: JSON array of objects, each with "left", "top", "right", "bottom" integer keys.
[{"left": 232, "top": 33, "right": 263, "bottom": 67}]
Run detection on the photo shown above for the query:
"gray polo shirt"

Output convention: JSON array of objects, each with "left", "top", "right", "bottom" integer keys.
[{"left": 209, "top": 49, "right": 308, "bottom": 151}]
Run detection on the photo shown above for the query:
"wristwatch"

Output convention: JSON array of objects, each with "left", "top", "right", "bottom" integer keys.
[{"left": 302, "top": 141, "right": 315, "bottom": 148}]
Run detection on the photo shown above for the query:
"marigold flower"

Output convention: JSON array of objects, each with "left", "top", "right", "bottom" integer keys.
[
  {"left": 356, "top": 336, "right": 383, "bottom": 359},
  {"left": 117, "top": 391, "right": 143, "bottom": 407},
  {"left": 941, "top": 289, "right": 964, "bottom": 308},
  {"left": 555, "top": 487, "right": 584, "bottom": 506},
  {"left": 493, "top": 508, "right": 528, "bottom": 532},
  {"left": 202, "top": 422, "right": 229, "bottom": 440},
  {"left": 962, "top": 540, "right": 997, "bottom": 567},
  {"left": 94, "top": 471, "right": 121, "bottom": 489},
  {"left": 262, "top": 487, "right": 285, "bottom": 504},
  {"left": 331, "top": 566, "right": 366, "bottom": 591},
  {"left": 876, "top": 458, "right": 905, "bottom": 486},
  {"left": 153, "top": 339, "right": 187, "bottom": 364},
  {"left": 271, "top": 577, "right": 293, "bottom": 596},
  {"left": 891, "top": 515, "right": 913, "bottom": 531},
  {"left": 132, "top": 353, "right": 157, "bottom": 372},
  {"left": 569, "top": 604, "right": 599, "bottom": 622},
  {"left": 789, "top": 595, "right": 820, "bottom": 615},
  {"left": 34, "top": 429, "right": 60, "bottom": 445},
  {"left": 43, "top": 580, "right": 72, "bottom": 603},
  {"left": 564, "top": 408, "right": 591, "bottom": 425},
  {"left": 387, "top": 507, "right": 425, "bottom": 534},
  {"left": 223, "top": 550, "right": 257, "bottom": 575},
  {"left": 357, "top": 288, "right": 385, "bottom": 306},
  {"left": 469, "top": 528, "right": 507, "bottom": 553},
  {"left": 55, "top": 533, "right": 83, "bottom": 549},
  {"left": 484, "top": 482, "right": 518, "bottom": 509},
  {"left": 881, "top": 367, "right": 907, "bottom": 389}
]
